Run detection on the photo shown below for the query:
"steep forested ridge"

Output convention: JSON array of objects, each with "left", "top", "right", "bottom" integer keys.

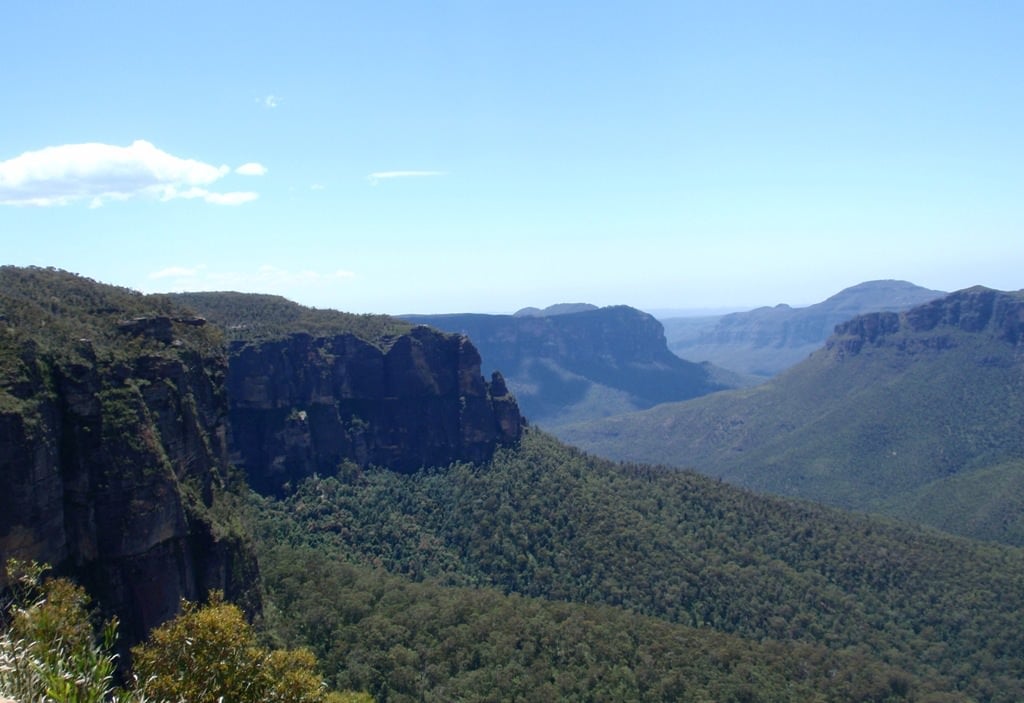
[{"left": 563, "top": 286, "right": 1024, "bottom": 545}]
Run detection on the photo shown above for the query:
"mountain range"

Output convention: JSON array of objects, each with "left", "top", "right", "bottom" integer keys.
[
  {"left": 402, "top": 306, "right": 744, "bottom": 427},
  {"left": 560, "top": 285, "right": 1024, "bottom": 545},
  {"left": 660, "top": 280, "right": 947, "bottom": 377}
]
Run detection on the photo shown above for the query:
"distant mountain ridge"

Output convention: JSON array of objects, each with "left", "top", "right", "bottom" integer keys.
[
  {"left": 513, "top": 303, "right": 598, "bottom": 317},
  {"left": 402, "top": 305, "right": 743, "bottom": 427},
  {"left": 662, "top": 280, "right": 947, "bottom": 376},
  {"left": 560, "top": 286, "right": 1024, "bottom": 545}
]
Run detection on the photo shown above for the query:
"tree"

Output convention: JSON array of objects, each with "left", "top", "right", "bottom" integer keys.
[
  {"left": 130, "top": 592, "right": 369, "bottom": 703},
  {"left": 0, "top": 559, "right": 135, "bottom": 703}
]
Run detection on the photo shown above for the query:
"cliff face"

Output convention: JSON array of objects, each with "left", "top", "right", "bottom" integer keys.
[
  {"left": 403, "top": 305, "right": 734, "bottom": 427},
  {"left": 226, "top": 326, "right": 524, "bottom": 495},
  {"left": 662, "top": 280, "right": 946, "bottom": 377},
  {"left": 0, "top": 310, "right": 259, "bottom": 647},
  {"left": 828, "top": 287, "right": 1024, "bottom": 357},
  {"left": 1, "top": 270, "right": 525, "bottom": 646}
]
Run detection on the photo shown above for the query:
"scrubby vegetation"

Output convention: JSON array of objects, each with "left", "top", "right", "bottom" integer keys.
[
  {"left": 0, "top": 561, "right": 370, "bottom": 703},
  {"left": 0, "top": 560, "right": 132, "bottom": 703},
  {"left": 0, "top": 266, "right": 223, "bottom": 359},
  {"left": 170, "top": 291, "right": 412, "bottom": 347}
]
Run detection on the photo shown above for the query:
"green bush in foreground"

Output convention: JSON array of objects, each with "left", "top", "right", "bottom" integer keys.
[
  {"left": 0, "top": 559, "right": 147, "bottom": 703},
  {"left": 0, "top": 560, "right": 371, "bottom": 703},
  {"left": 131, "top": 592, "right": 369, "bottom": 703}
]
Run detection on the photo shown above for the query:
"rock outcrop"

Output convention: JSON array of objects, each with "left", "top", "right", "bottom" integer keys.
[
  {"left": 403, "top": 305, "right": 736, "bottom": 427},
  {"left": 1, "top": 269, "right": 525, "bottom": 647},
  {"left": 226, "top": 326, "right": 524, "bottom": 495},
  {"left": 662, "top": 280, "right": 947, "bottom": 377},
  {"left": 0, "top": 309, "right": 259, "bottom": 649},
  {"left": 828, "top": 286, "right": 1024, "bottom": 357}
]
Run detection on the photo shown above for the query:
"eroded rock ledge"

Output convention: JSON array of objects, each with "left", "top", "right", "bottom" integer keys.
[{"left": 227, "top": 326, "right": 524, "bottom": 496}]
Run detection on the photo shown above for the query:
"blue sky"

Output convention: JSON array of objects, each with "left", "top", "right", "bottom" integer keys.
[{"left": 2, "top": 2, "right": 1021, "bottom": 314}]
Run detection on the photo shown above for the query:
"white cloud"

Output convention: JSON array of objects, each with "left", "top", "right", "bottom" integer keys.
[
  {"left": 197, "top": 190, "right": 260, "bottom": 206},
  {"left": 235, "top": 162, "right": 267, "bottom": 176},
  {"left": 0, "top": 140, "right": 260, "bottom": 207},
  {"left": 263, "top": 95, "right": 281, "bottom": 108},
  {"left": 367, "top": 170, "right": 447, "bottom": 185}
]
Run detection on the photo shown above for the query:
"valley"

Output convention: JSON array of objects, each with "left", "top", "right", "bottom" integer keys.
[
  {"left": 561, "top": 286, "right": 1024, "bottom": 546},
  {"left": 2, "top": 267, "right": 1023, "bottom": 701},
  {"left": 658, "top": 280, "right": 946, "bottom": 378}
]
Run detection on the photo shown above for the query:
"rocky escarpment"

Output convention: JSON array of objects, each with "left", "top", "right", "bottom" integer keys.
[
  {"left": 1, "top": 271, "right": 525, "bottom": 645},
  {"left": 0, "top": 317, "right": 259, "bottom": 649},
  {"left": 403, "top": 305, "right": 735, "bottom": 427},
  {"left": 1, "top": 267, "right": 261, "bottom": 652},
  {"left": 561, "top": 286, "right": 1024, "bottom": 545},
  {"left": 827, "top": 286, "right": 1024, "bottom": 357},
  {"left": 662, "top": 280, "right": 946, "bottom": 377},
  {"left": 226, "top": 326, "right": 524, "bottom": 495}
]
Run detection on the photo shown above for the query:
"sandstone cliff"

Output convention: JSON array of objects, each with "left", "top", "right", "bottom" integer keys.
[
  {"left": 2, "top": 271, "right": 526, "bottom": 645},
  {"left": 226, "top": 326, "right": 523, "bottom": 495},
  {"left": 662, "top": 280, "right": 946, "bottom": 377},
  {"left": 0, "top": 268, "right": 259, "bottom": 648},
  {"left": 403, "top": 305, "right": 737, "bottom": 427},
  {"left": 828, "top": 286, "right": 1024, "bottom": 357}
]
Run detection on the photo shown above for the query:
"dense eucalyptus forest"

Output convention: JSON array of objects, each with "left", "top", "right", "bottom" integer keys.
[{"left": 249, "top": 431, "right": 1024, "bottom": 701}]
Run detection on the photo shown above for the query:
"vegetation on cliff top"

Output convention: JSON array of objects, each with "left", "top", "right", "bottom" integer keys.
[
  {"left": 0, "top": 266, "right": 223, "bottom": 359},
  {"left": 171, "top": 291, "right": 412, "bottom": 348}
]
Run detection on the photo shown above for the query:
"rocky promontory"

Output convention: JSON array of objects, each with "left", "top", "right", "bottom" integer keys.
[
  {"left": 1, "top": 270, "right": 525, "bottom": 649},
  {"left": 226, "top": 327, "right": 524, "bottom": 495},
  {"left": 827, "top": 286, "right": 1024, "bottom": 357},
  {"left": 0, "top": 267, "right": 260, "bottom": 648}
]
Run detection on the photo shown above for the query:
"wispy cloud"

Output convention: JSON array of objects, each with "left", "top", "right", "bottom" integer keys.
[
  {"left": 262, "top": 95, "right": 281, "bottom": 109},
  {"left": 235, "top": 162, "right": 268, "bottom": 176},
  {"left": 367, "top": 170, "right": 447, "bottom": 186},
  {"left": 0, "top": 140, "right": 260, "bottom": 207}
]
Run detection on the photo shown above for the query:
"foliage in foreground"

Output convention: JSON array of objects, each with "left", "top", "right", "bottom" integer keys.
[
  {"left": 0, "top": 560, "right": 146, "bottom": 703},
  {"left": 131, "top": 592, "right": 370, "bottom": 703},
  {"left": 0, "top": 560, "right": 370, "bottom": 703}
]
